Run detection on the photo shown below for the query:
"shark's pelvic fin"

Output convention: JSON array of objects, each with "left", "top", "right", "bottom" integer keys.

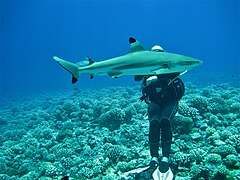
[
  {"left": 53, "top": 56, "right": 80, "bottom": 84},
  {"left": 129, "top": 37, "right": 145, "bottom": 53}
]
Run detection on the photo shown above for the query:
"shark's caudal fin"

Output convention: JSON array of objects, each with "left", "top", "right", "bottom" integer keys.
[{"left": 53, "top": 56, "right": 80, "bottom": 84}]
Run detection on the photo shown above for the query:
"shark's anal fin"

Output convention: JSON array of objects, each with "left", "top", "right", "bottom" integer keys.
[{"left": 107, "top": 71, "right": 122, "bottom": 78}]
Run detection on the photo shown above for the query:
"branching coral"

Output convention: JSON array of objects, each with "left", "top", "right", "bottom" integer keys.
[
  {"left": 208, "top": 97, "right": 229, "bottom": 115},
  {"left": 62, "top": 121, "right": 74, "bottom": 130},
  {"left": 178, "top": 103, "right": 199, "bottom": 120},
  {"left": 189, "top": 148, "right": 207, "bottom": 164},
  {"left": 212, "top": 165, "right": 229, "bottom": 180},
  {"left": 103, "top": 144, "right": 125, "bottom": 163},
  {"left": 132, "top": 101, "right": 147, "bottom": 115},
  {"left": 62, "top": 100, "right": 78, "bottom": 116},
  {"left": 225, "top": 134, "right": 240, "bottom": 153},
  {"left": 188, "top": 96, "right": 209, "bottom": 115},
  {"left": 98, "top": 108, "right": 126, "bottom": 130},
  {"left": 230, "top": 102, "right": 240, "bottom": 113},
  {"left": 212, "top": 145, "right": 237, "bottom": 158},
  {"left": 122, "top": 105, "right": 137, "bottom": 123},
  {"left": 49, "top": 144, "right": 74, "bottom": 160},
  {"left": 172, "top": 115, "right": 193, "bottom": 134},
  {"left": 223, "top": 154, "right": 238, "bottom": 168},
  {"left": 171, "top": 152, "right": 190, "bottom": 167},
  {"left": 190, "top": 164, "right": 202, "bottom": 179},
  {"left": 18, "top": 163, "right": 31, "bottom": 175},
  {"left": 44, "top": 163, "right": 60, "bottom": 177},
  {"left": 204, "top": 153, "right": 222, "bottom": 165},
  {"left": 174, "top": 139, "right": 190, "bottom": 152},
  {"left": 0, "top": 162, "right": 7, "bottom": 174},
  {"left": 0, "top": 117, "right": 8, "bottom": 125},
  {"left": 79, "top": 98, "right": 93, "bottom": 109}
]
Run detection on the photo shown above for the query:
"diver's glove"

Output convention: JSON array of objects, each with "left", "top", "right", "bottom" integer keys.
[{"left": 145, "top": 76, "right": 158, "bottom": 86}]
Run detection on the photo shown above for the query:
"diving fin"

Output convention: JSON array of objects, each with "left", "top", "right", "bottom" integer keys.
[{"left": 152, "top": 167, "right": 174, "bottom": 180}]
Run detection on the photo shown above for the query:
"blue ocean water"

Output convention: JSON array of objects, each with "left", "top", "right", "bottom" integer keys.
[{"left": 0, "top": 0, "right": 239, "bottom": 96}]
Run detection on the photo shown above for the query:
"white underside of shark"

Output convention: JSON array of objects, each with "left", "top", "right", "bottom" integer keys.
[{"left": 54, "top": 37, "right": 203, "bottom": 83}]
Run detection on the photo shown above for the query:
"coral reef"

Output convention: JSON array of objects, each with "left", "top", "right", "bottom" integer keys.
[
  {"left": 178, "top": 102, "right": 199, "bottom": 120},
  {"left": 0, "top": 84, "right": 239, "bottom": 179}
]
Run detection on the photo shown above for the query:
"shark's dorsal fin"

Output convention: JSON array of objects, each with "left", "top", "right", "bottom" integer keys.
[
  {"left": 86, "top": 56, "right": 95, "bottom": 65},
  {"left": 129, "top": 37, "right": 145, "bottom": 53}
]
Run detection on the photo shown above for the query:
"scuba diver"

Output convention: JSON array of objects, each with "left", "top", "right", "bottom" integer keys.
[{"left": 134, "top": 45, "right": 185, "bottom": 180}]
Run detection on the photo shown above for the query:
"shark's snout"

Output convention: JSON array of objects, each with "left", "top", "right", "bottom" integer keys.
[
  {"left": 194, "top": 59, "right": 203, "bottom": 66},
  {"left": 179, "top": 58, "right": 203, "bottom": 67},
  {"left": 194, "top": 58, "right": 203, "bottom": 64}
]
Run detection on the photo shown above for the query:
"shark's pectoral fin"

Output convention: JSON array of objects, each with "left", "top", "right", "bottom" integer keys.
[
  {"left": 107, "top": 71, "right": 122, "bottom": 78},
  {"left": 152, "top": 62, "right": 173, "bottom": 74},
  {"left": 153, "top": 69, "right": 163, "bottom": 75},
  {"left": 129, "top": 37, "right": 145, "bottom": 53},
  {"left": 153, "top": 67, "right": 172, "bottom": 75}
]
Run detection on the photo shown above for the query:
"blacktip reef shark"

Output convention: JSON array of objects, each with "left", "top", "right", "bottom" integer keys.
[{"left": 54, "top": 37, "right": 203, "bottom": 83}]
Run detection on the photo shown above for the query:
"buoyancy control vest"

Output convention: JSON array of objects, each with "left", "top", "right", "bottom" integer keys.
[{"left": 140, "top": 73, "right": 185, "bottom": 104}]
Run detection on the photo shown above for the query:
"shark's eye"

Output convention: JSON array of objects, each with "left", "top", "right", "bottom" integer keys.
[{"left": 163, "top": 63, "right": 168, "bottom": 68}]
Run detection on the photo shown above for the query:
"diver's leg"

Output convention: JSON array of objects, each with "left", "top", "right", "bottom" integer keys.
[
  {"left": 160, "top": 100, "right": 178, "bottom": 158},
  {"left": 159, "top": 100, "right": 178, "bottom": 172},
  {"left": 149, "top": 119, "right": 160, "bottom": 158},
  {"left": 161, "top": 117, "right": 172, "bottom": 159},
  {"left": 148, "top": 103, "right": 161, "bottom": 167}
]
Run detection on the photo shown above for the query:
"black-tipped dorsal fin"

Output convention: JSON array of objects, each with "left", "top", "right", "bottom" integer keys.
[{"left": 129, "top": 37, "right": 145, "bottom": 53}]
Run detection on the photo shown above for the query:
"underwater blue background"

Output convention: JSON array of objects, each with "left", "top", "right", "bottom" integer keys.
[{"left": 1, "top": 0, "right": 239, "bottom": 96}]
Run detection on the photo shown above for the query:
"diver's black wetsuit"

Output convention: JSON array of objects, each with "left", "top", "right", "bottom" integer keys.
[{"left": 135, "top": 73, "right": 185, "bottom": 159}]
